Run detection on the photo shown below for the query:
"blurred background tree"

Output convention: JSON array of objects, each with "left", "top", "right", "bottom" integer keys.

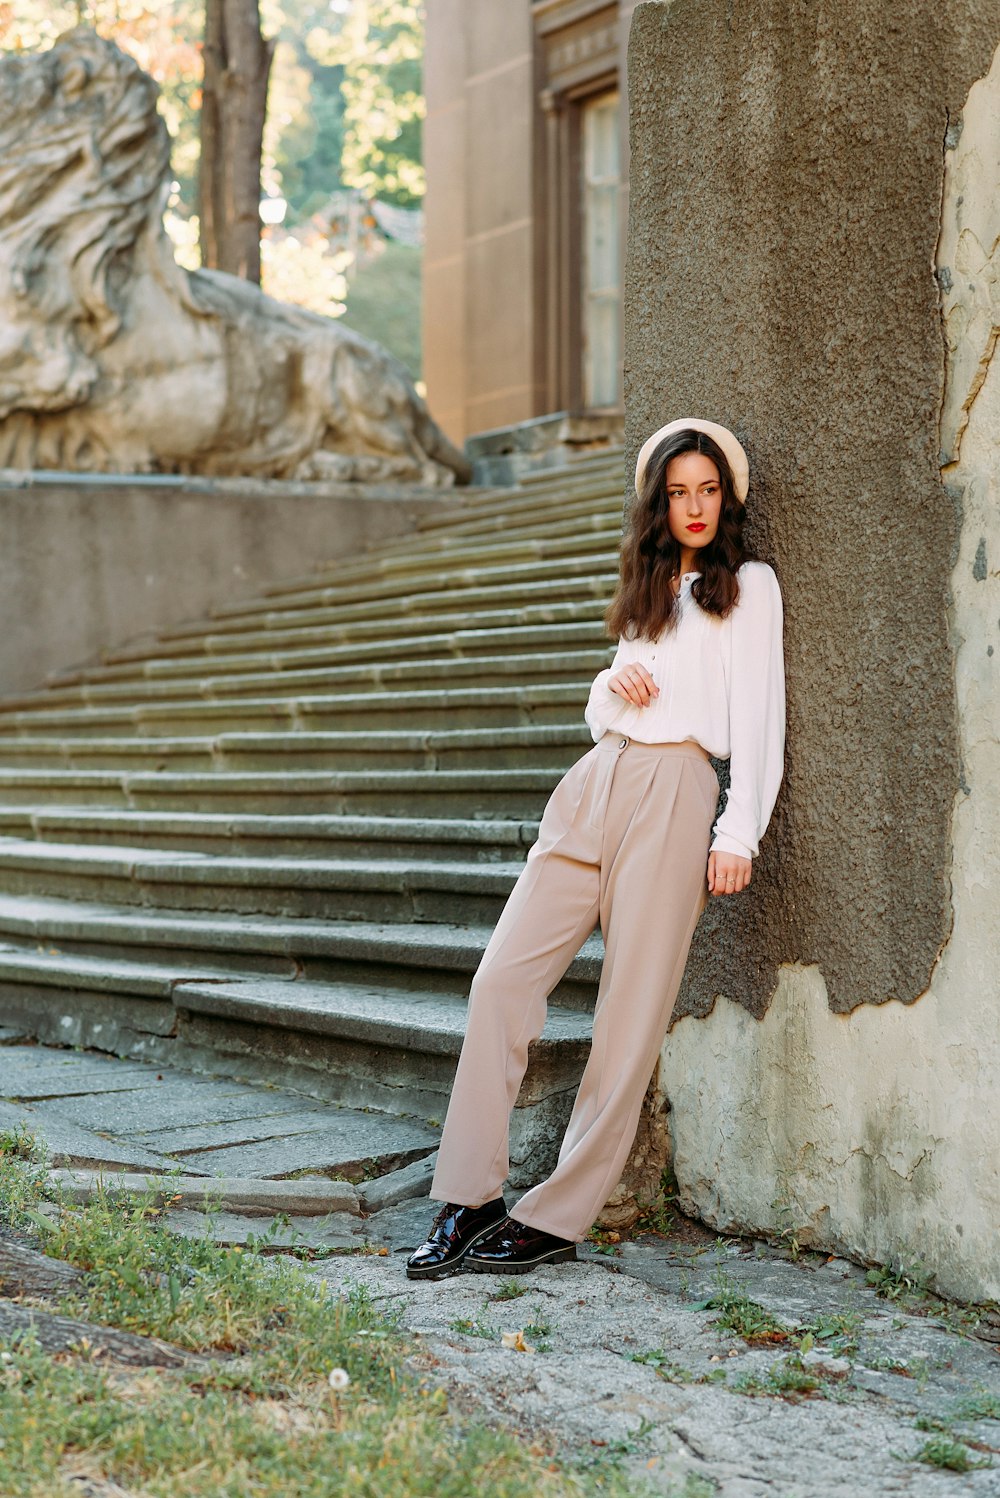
[
  {"left": 200, "top": 0, "right": 274, "bottom": 282},
  {"left": 0, "top": 0, "right": 425, "bottom": 380}
]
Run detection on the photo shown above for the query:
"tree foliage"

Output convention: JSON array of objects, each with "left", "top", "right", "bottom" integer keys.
[
  {"left": 261, "top": 0, "right": 348, "bottom": 220},
  {"left": 317, "top": 0, "right": 424, "bottom": 207}
]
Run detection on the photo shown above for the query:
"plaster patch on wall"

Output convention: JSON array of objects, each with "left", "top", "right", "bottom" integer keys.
[
  {"left": 660, "top": 41, "right": 1000, "bottom": 1304},
  {"left": 938, "top": 56, "right": 1000, "bottom": 466}
]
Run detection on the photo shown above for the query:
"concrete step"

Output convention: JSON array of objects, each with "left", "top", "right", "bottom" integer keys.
[
  {"left": 99, "top": 596, "right": 609, "bottom": 667},
  {"left": 0, "top": 452, "right": 623, "bottom": 1181},
  {"left": 393, "top": 459, "right": 624, "bottom": 538},
  {"left": 0, "top": 723, "right": 590, "bottom": 773},
  {"left": 0, "top": 683, "right": 591, "bottom": 738},
  {"left": 0, "top": 648, "right": 614, "bottom": 715},
  {"left": 204, "top": 550, "right": 619, "bottom": 627},
  {"left": 0, "top": 838, "right": 526, "bottom": 923},
  {"left": 176, "top": 974, "right": 591, "bottom": 1063},
  {"left": 0, "top": 914, "right": 598, "bottom": 1133},
  {"left": 171, "top": 975, "right": 594, "bottom": 1123},
  {"left": 152, "top": 570, "right": 616, "bottom": 647},
  {"left": 240, "top": 523, "right": 619, "bottom": 605},
  {"left": 0, "top": 809, "right": 539, "bottom": 861},
  {"left": 0, "top": 958, "right": 592, "bottom": 1132},
  {"left": 0, "top": 894, "right": 602, "bottom": 1005},
  {"left": 298, "top": 469, "right": 619, "bottom": 556},
  {"left": 44, "top": 619, "right": 609, "bottom": 690},
  {"left": 0, "top": 764, "right": 565, "bottom": 815},
  {"left": 399, "top": 487, "right": 619, "bottom": 544}
]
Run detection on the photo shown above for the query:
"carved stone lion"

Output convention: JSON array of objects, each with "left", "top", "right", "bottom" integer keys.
[{"left": 0, "top": 29, "right": 470, "bottom": 486}]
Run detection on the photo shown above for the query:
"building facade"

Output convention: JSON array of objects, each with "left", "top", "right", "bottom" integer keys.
[{"left": 423, "top": 0, "right": 638, "bottom": 443}]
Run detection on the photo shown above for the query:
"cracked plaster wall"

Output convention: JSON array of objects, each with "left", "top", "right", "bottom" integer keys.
[{"left": 626, "top": 3, "right": 1000, "bottom": 1300}]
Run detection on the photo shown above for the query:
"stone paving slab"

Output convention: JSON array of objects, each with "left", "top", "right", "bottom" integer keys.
[
  {"left": 311, "top": 1219, "right": 1000, "bottom": 1498},
  {"left": 160, "top": 1208, "right": 361, "bottom": 1251},
  {"left": 134, "top": 1107, "right": 352, "bottom": 1155},
  {"left": 0, "top": 1099, "right": 186, "bottom": 1174},
  {"left": 177, "top": 1116, "right": 438, "bottom": 1180},
  {"left": 1, "top": 1050, "right": 160, "bottom": 1098},
  {"left": 50, "top": 1169, "right": 360, "bottom": 1216},
  {"left": 358, "top": 1150, "right": 438, "bottom": 1212},
  {"left": 0, "top": 1042, "right": 438, "bottom": 1187},
  {"left": 40, "top": 1082, "right": 327, "bottom": 1135}
]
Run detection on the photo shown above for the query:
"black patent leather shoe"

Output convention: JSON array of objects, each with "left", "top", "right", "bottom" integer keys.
[
  {"left": 464, "top": 1216, "right": 577, "bottom": 1274},
  {"left": 405, "top": 1197, "right": 508, "bottom": 1280}
]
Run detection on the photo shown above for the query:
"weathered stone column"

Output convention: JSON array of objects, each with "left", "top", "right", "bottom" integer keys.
[{"left": 625, "top": 0, "right": 1000, "bottom": 1300}]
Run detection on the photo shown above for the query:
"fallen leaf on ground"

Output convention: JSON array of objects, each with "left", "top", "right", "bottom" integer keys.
[{"left": 501, "top": 1330, "right": 535, "bottom": 1353}]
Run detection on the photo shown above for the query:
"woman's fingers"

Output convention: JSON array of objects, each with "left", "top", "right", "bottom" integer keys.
[
  {"left": 608, "top": 662, "right": 659, "bottom": 707},
  {"left": 708, "top": 854, "right": 752, "bottom": 895}
]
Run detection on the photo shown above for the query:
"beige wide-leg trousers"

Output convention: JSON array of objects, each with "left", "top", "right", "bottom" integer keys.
[{"left": 430, "top": 731, "right": 720, "bottom": 1242}]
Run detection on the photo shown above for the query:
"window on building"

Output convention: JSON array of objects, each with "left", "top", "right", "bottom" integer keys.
[{"left": 581, "top": 91, "right": 622, "bottom": 410}]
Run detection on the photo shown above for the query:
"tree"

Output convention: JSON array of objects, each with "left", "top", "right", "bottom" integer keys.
[{"left": 199, "top": 0, "right": 275, "bottom": 283}]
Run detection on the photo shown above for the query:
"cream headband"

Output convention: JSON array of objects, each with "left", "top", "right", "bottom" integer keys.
[{"left": 634, "top": 418, "right": 749, "bottom": 504}]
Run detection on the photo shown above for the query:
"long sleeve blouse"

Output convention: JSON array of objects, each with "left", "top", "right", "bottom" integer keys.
[{"left": 584, "top": 560, "right": 785, "bottom": 861}]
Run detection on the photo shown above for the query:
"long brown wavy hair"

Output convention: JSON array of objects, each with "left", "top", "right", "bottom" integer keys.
[{"left": 605, "top": 427, "right": 751, "bottom": 640}]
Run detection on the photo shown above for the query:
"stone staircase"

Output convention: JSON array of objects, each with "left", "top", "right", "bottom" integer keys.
[{"left": 0, "top": 450, "right": 625, "bottom": 1183}]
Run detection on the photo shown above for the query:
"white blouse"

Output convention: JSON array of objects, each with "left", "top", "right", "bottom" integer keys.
[{"left": 584, "top": 560, "right": 785, "bottom": 861}]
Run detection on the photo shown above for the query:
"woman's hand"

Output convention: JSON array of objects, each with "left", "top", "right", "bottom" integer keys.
[
  {"left": 707, "top": 851, "right": 751, "bottom": 896},
  {"left": 608, "top": 662, "right": 659, "bottom": 709}
]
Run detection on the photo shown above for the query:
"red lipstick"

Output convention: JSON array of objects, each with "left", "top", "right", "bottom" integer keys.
[{"left": 687, "top": 522, "right": 707, "bottom": 532}]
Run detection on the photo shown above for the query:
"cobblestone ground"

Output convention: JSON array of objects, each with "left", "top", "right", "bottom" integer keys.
[
  {"left": 313, "top": 1201, "right": 1000, "bottom": 1498},
  {"left": 4, "top": 1042, "right": 999, "bottom": 1497}
]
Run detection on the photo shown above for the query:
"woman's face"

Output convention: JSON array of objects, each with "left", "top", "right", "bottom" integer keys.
[{"left": 665, "top": 451, "right": 723, "bottom": 558}]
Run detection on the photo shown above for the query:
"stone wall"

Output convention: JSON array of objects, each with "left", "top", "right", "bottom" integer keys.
[
  {"left": 626, "top": 0, "right": 1000, "bottom": 1300},
  {"left": 0, "top": 475, "right": 466, "bottom": 696}
]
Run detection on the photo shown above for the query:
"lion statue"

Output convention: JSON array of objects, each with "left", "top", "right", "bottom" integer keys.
[{"left": 0, "top": 29, "right": 470, "bottom": 486}]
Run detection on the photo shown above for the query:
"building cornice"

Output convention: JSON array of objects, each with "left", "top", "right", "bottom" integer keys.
[{"left": 532, "top": 0, "right": 617, "bottom": 38}]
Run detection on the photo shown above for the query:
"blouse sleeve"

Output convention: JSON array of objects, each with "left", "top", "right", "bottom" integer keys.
[
  {"left": 710, "top": 563, "right": 786, "bottom": 860},
  {"left": 584, "top": 638, "right": 632, "bottom": 742}
]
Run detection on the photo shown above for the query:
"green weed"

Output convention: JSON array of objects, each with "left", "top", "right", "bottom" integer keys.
[
  {"left": 909, "top": 1434, "right": 993, "bottom": 1472},
  {"left": 586, "top": 1227, "right": 621, "bottom": 1256},
  {"left": 954, "top": 1390, "right": 1000, "bottom": 1422},
  {"left": 793, "top": 1311, "right": 861, "bottom": 1359},
  {"left": 633, "top": 1167, "right": 678, "bottom": 1237},
  {"left": 627, "top": 1351, "right": 727, "bottom": 1385},
  {"left": 730, "top": 1353, "right": 829, "bottom": 1401},
  {"left": 490, "top": 1278, "right": 529, "bottom": 1302},
  {"left": 449, "top": 1314, "right": 495, "bottom": 1341},
  {"left": 866, "top": 1253, "right": 933, "bottom": 1303},
  {"left": 521, "top": 1306, "right": 553, "bottom": 1351},
  {"left": 690, "top": 1271, "right": 790, "bottom": 1344}
]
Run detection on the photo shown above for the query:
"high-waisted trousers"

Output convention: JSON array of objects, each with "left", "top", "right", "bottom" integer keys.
[{"left": 430, "top": 730, "right": 720, "bottom": 1242}]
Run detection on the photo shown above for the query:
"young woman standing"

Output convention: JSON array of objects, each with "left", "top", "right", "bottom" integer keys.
[{"left": 407, "top": 418, "right": 785, "bottom": 1279}]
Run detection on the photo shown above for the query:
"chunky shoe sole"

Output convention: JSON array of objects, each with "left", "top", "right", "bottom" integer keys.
[
  {"left": 405, "top": 1218, "right": 507, "bottom": 1281},
  {"left": 465, "top": 1243, "right": 577, "bottom": 1274}
]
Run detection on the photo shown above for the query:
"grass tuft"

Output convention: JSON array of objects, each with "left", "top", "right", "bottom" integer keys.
[{"left": 909, "top": 1435, "right": 993, "bottom": 1472}]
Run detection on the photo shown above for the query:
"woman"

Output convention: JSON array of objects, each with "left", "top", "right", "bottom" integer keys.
[{"left": 406, "top": 417, "right": 785, "bottom": 1279}]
